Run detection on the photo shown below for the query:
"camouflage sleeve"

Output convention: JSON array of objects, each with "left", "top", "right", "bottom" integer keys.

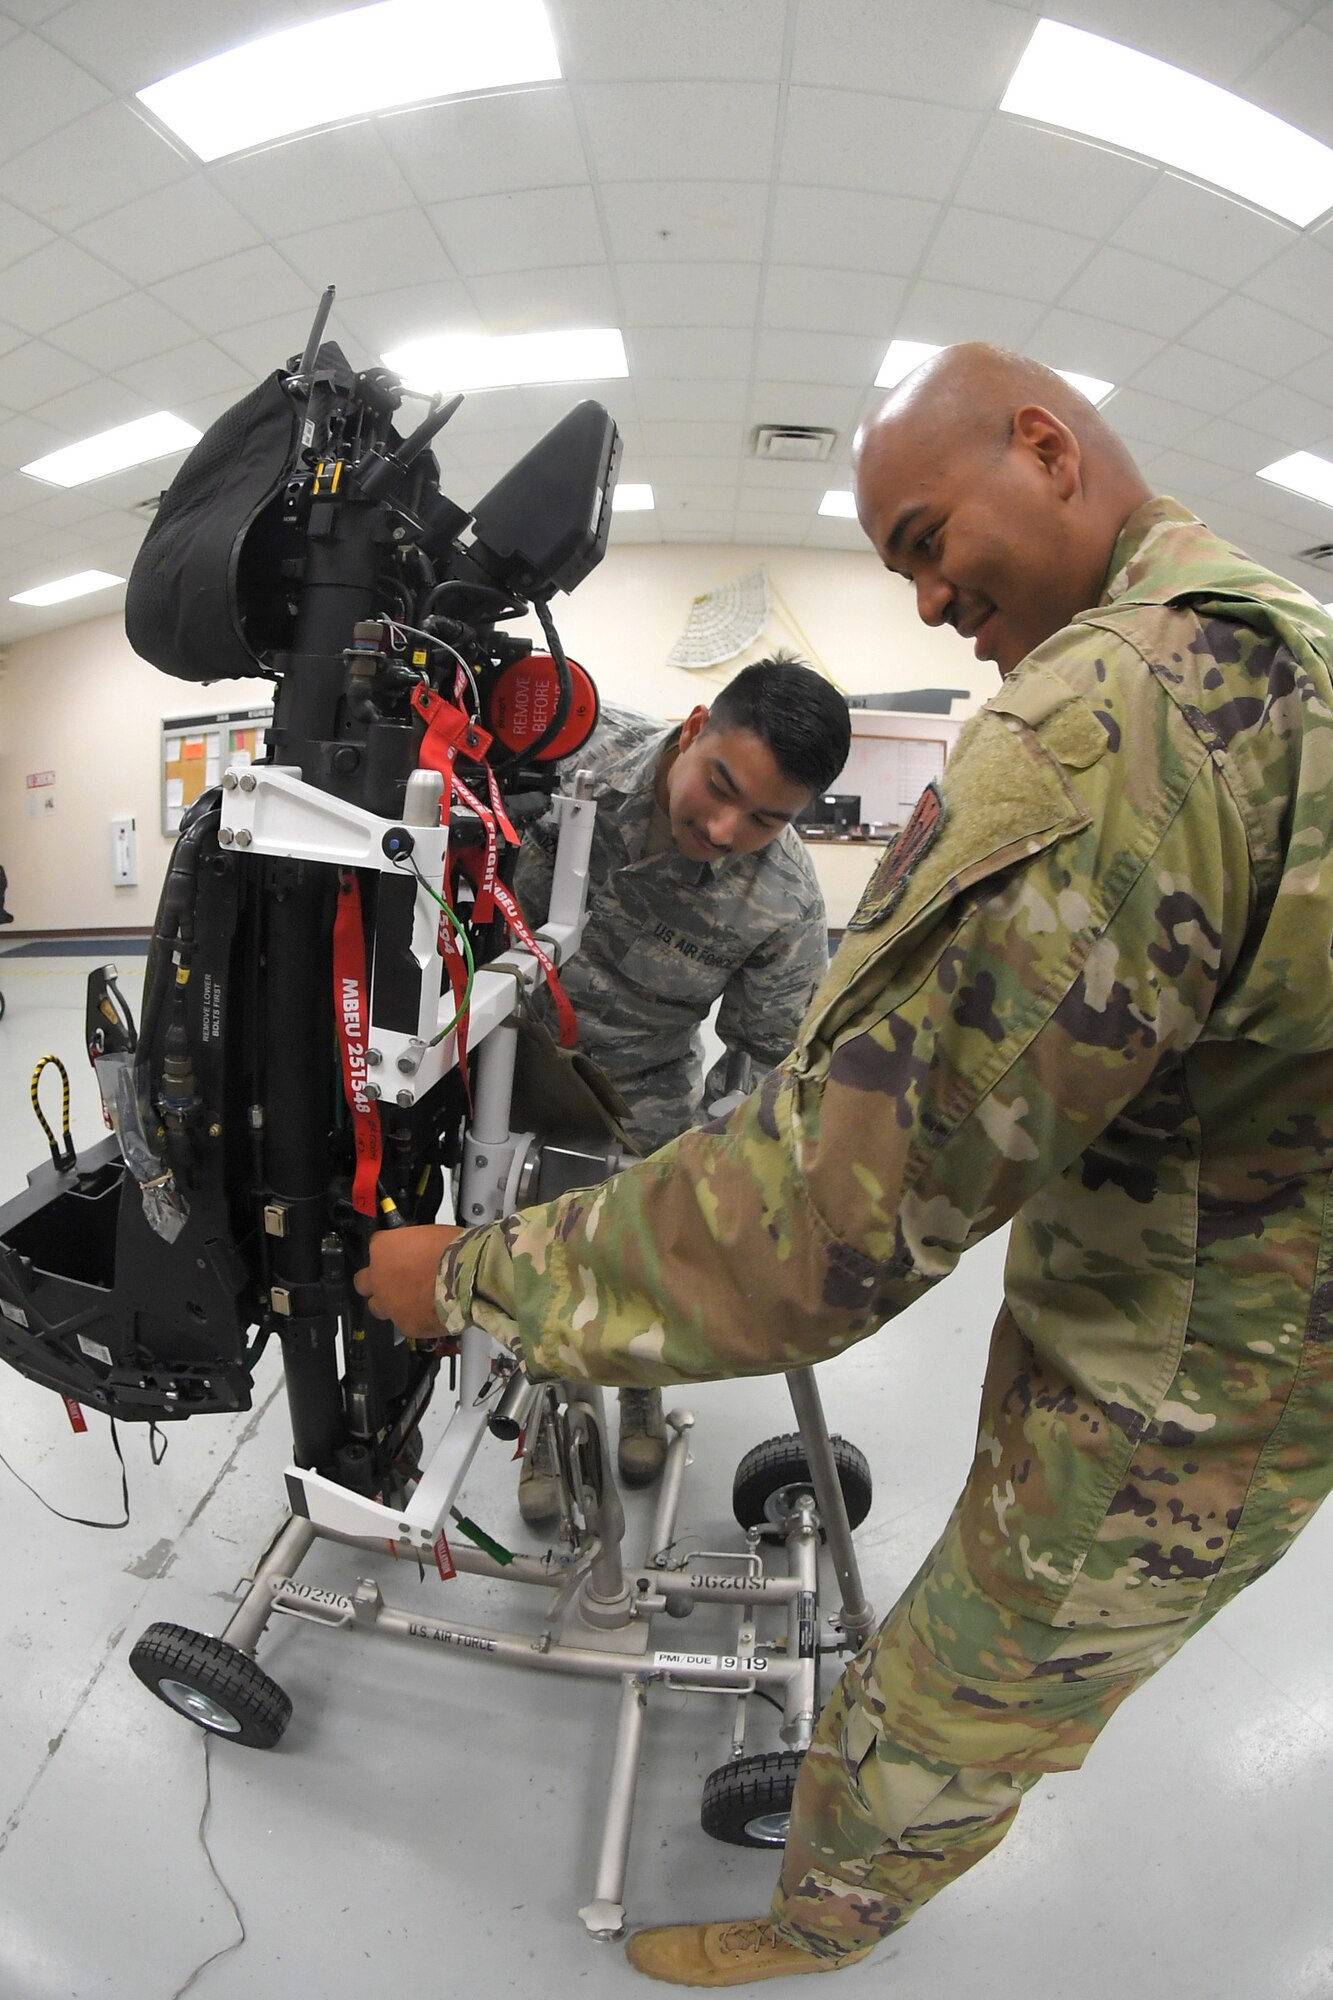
[
  {"left": 436, "top": 669, "right": 1252, "bottom": 1386},
  {"left": 711, "top": 879, "right": 828, "bottom": 1078}
]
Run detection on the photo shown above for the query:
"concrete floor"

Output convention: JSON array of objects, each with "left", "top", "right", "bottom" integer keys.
[{"left": 0, "top": 947, "right": 1331, "bottom": 2000}]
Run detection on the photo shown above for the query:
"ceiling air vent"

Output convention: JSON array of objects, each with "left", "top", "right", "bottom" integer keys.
[
  {"left": 1297, "top": 542, "right": 1333, "bottom": 568},
  {"left": 752, "top": 424, "right": 837, "bottom": 463}
]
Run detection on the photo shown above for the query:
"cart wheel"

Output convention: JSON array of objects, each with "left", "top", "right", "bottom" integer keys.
[
  {"left": 732, "top": 1432, "right": 872, "bottom": 1539},
  {"left": 129, "top": 1621, "right": 292, "bottom": 1748},
  {"left": 701, "top": 1750, "right": 805, "bottom": 1847}
]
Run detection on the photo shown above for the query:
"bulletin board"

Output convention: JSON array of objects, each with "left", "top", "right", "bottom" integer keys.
[
  {"left": 161, "top": 706, "right": 273, "bottom": 834},
  {"left": 837, "top": 711, "right": 964, "bottom": 833}
]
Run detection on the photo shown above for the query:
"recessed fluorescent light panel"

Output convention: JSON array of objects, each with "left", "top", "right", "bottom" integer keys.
[
  {"left": 1002, "top": 18, "right": 1333, "bottom": 228},
  {"left": 21, "top": 413, "right": 201, "bottom": 489},
  {"left": 612, "top": 484, "right": 654, "bottom": 512},
  {"left": 138, "top": 0, "right": 561, "bottom": 162},
  {"left": 383, "top": 328, "right": 629, "bottom": 394},
  {"left": 1258, "top": 452, "right": 1333, "bottom": 509},
  {"left": 10, "top": 569, "right": 125, "bottom": 607},
  {"left": 875, "top": 340, "right": 1113, "bottom": 405},
  {"left": 819, "top": 491, "right": 858, "bottom": 519}
]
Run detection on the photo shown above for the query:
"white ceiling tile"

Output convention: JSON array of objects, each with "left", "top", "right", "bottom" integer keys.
[
  {"left": 632, "top": 378, "right": 751, "bottom": 422},
  {"left": 897, "top": 278, "right": 1046, "bottom": 348},
  {"left": 1135, "top": 448, "right": 1240, "bottom": 501},
  {"left": 71, "top": 176, "right": 262, "bottom": 287},
  {"left": 213, "top": 125, "right": 420, "bottom": 235},
  {"left": 754, "top": 328, "right": 883, "bottom": 387},
  {"left": 768, "top": 186, "right": 939, "bottom": 276},
  {"left": 736, "top": 517, "right": 807, "bottom": 544},
  {"left": 952, "top": 121, "right": 1157, "bottom": 236},
  {"left": 1239, "top": 232, "right": 1333, "bottom": 333},
  {"left": 378, "top": 87, "right": 588, "bottom": 204},
  {"left": 733, "top": 482, "right": 824, "bottom": 516},
  {"left": 0, "top": 32, "right": 109, "bottom": 164},
  {"left": 338, "top": 282, "right": 483, "bottom": 355},
  {"left": 557, "top": 0, "right": 787, "bottom": 81},
  {"left": 115, "top": 337, "right": 257, "bottom": 410},
  {"left": 781, "top": 90, "right": 983, "bottom": 202},
  {"left": 277, "top": 209, "right": 456, "bottom": 297},
  {"left": 641, "top": 421, "right": 744, "bottom": 458},
  {"left": 1109, "top": 177, "right": 1295, "bottom": 287},
  {"left": 1027, "top": 309, "right": 1165, "bottom": 382},
  {"left": 0, "top": 340, "right": 94, "bottom": 409},
  {"left": 1230, "top": 381, "right": 1333, "bottom": 452},
  {"left": 616, "top": 261, "right": 761, "bottom": 330},
  {"left": 47, "top": 291, "right": 198, "bottom": 371},
  {"left": 921, "top": 209, "right": 1098, "bottom": 303},
  {"left": 0, "top": 103, "right": 188, "bottom": 233},
  {"left": 3, "top": 237, "right": 131, "bottom": 335},
  {"left": 1216, "top": 470, "right": 1333, "bottom": 547},
  {"left": 429, "top": 185, "right": 605, "bottom": 276},
  {"left": 520, "top": 379, "right": 637, "bottom": 431},
  {"left": 0, "top": 409, "right": 82, "bottom": 469},
  {"left": 0, "top": 196, "right": 54, "bottom": 272},
  {"left": 641, "top": 456, "right": 743, "bottom": 487},
  {"left": 577, "top": 82, "right": 779, "bottom": 184},
  {"left": 210, "top": 307, "right": 344, "bottom": 379},
  {"left": 1282, "top": 345, "right": 1333, "bottom": 410},
  {"left": 652, "top": 493, "right": 737, "bottom": 528},
  {"left": 1186, "top": 415, "right": 1306, "bottom": 477},
  {"left": 468, "top": 264, "right": 619, "bottom": 333},
  {"left": 150, "top": 247, "right": 315, "bottom": 335},
  {"left": 1128, "top": 344, "right": 1270, "bottom": 416},
  {"left": 762, "top": 266, "right": 907, "bottom": 338},
  {"left": 1239, "top": 22, "right": 1333, "bottom": 150},
  {"left": 600, "top": 181, "right": 769, "bottom": 263},
  {"left": 1185, "top": 296, "right": 1327, "bottom": 377},
  {"left": 791, "top": 0, "right": 1032, "bottom": 108},
  {"left": 28, "top": 375, "right": 155, "bottom": 441},
  {"left": 1059, "top": 247, "right": 1227, "bottom": 339},
  {"left": 1101, "top": 386, "right": 1214, "bottom": 449},
  {"left": 624, "top": 327, "right": 754, "bottom": 379},
  {"left": 1045, "top": 0, "right": 1304, "bottom": 85}
]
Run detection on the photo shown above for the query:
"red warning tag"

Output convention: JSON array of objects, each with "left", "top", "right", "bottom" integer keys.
[
  {"left": 433, "top": 1528, "right": 456, "bottom": 1581},
  {"left": 63, "top": 1396, "right": 87, "bottom": 1434}
]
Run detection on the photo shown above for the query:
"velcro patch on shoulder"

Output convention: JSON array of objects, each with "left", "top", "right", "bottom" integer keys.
[{"left": 848, "top": 781, "right": 945, "bottom": 932}]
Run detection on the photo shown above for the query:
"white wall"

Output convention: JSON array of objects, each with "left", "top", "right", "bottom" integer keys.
[{"left": 0, "top": 540, "right": 990, "bottom": 932}]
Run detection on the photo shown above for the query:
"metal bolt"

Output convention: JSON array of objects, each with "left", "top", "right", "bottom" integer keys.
[
  {"left": 219, "top": 826, "right": 235, "bottom": 846},
  {"left": 470, "top": 1202, "right": 485, "bottom": 1216},
  {"left": 235, "top": 829, "right": 253, "bottom": 848},
  {"left": 208, "top": 1122, "right": 222, "bottom": 1139},
  {"left": 221, "top": 771, "right": 239, "bottom": 791},
  {"left": 366, "top": 1048, "right": 381, "bottom": 1067},
  {"left": 365, "top": 1082, "right": 382, "bottom": 1101},
  {"left": 396, "top": 1089, "right": 413, "bottom": 1107},
  {"left": 239, "top": 771, "right": 257, "bottom": 792},
  {"left": 474, "top": 1153, "right": 487, "bottom": 1169}
]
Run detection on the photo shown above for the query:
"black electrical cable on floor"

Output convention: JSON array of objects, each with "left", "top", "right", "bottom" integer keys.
[
  {"left": 0, "top": 1415, "right": 131, "bottom": 1529},
  {"left": 170, "top": 1735, "right": 247, "bottom": 2000}
]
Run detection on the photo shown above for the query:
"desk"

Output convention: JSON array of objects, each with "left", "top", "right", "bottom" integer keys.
[{"left": 802, "top": 837, "right": 887, "bottom": 930}]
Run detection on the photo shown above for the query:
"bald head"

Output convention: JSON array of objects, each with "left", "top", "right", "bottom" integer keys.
[{"left": 853, "top": 343, "right": 1150, "bottom": 675}]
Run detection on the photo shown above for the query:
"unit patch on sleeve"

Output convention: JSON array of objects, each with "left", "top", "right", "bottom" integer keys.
[{"left": 847, "top": 781, "right": 946, "bottom": 932}]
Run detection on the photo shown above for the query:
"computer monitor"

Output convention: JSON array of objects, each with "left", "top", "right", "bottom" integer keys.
[{"left": 798, "top": 792, "right": 861, "bottom": 832}]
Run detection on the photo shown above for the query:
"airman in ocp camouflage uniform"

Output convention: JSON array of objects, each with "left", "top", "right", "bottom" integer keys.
[{"left": 359, "top": 345, "right": 1333, "bottom": 1987}]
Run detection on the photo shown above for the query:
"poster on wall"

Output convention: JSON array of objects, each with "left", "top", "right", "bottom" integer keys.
[{"left": 161, "top": 706, "right": 273, "bottom": 834}]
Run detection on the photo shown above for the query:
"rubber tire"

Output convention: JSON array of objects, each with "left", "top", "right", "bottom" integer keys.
[
  {"left": 701, "top": 1750, "right": 805, "bottom": 1847},
  {"left": 732, "top": 1432, "right": 872, "bottom": 1540},
  {"left": 129, "top": 1621, "right": 292, "bottom": 1748}
]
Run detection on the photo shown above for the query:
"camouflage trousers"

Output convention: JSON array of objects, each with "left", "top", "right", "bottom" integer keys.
[{"left": 769, "top": 1512, "right": 1215, "bottom": 1961}]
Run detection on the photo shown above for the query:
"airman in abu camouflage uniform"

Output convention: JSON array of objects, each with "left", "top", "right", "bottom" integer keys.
[
  {"left": 358, "top": 344, "right": 1333, "bottom": 1987},
  {"left": 510, "top": 661, "right": 849, "bottom": 1511}
]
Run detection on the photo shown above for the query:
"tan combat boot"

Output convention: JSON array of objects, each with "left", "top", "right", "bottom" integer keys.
[
  {"left": 517, "top": 1419, "right": 561, "bottom": 1527},
  {"left": 617, "top": 1386, "right": 668, "bottom": 1486},
  {"left": 626, "top": 1918, "right": 861, "bottom": 1986}
]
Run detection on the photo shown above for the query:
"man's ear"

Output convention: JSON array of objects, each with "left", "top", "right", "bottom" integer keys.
[
  {"left": 678, "top": 704, "right": 710, "bottom": 749},
  {"left": 1013, "top": 404, "right": 1081, "bottom": 499}
]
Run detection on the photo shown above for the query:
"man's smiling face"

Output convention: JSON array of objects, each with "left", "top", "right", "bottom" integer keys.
[{"left": 854, "top": 405, "right": 1105, "bottom": 678}]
